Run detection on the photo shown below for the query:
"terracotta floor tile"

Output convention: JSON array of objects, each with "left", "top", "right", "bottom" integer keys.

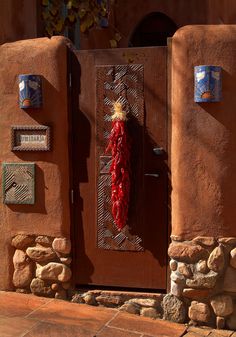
[
  {"left": 0, "top": 315, "right": 38, "bottom": 337},
  {"left": 142, "top": 333, "right": 172, "bottom": 337},
  {"left": 142, "top": 335, "right": 174, "bottom": 337},
  {"left": 208, "top": 332, "right": 234, "bottom": 337},
  {"left": 97, "top": 326, "right": 142, "bottom": 337},
  {"left": 184, "top": 333, "right": 204, "bottom": 337},
  {"left": 187, "top": 327, "right": 212, "bottom": 336},
  {"left": 23, "top": 321, "right": 94, "bottom": 337},
  {"left": 27, "top": 300, "right": 116, "bottom": 332},
  {"left": 209, "top": 330, "right": 235, "bottom": 337},
  {"left": 0, "top": 292, "right": 51, "bottom": 318},
  {"left": 108, "top": 312, "right": 186, "bottom": 337}
]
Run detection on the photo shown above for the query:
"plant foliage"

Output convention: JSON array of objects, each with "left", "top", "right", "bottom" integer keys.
[{"left": 41, "top": 0, "right": 108, "bottom": 37}]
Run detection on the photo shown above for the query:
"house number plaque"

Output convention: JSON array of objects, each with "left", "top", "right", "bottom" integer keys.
[
  {"left": 2, "top": 163, "right": 35, "bottom": 204},
  {"left": 11, "top": 126, "right": 50, "bottom": 151}
]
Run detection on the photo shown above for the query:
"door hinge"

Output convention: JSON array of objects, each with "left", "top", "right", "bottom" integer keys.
[
  {"left": 70, "top": 189, "right": 74, "bottom": 204},
  {"left": 69, "top": 72, "right": 72, "bottom": 88}
]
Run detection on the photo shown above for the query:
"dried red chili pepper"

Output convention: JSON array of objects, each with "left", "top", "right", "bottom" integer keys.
[{"left": 106, "top": 101, "right": 131, "bottom": 231}]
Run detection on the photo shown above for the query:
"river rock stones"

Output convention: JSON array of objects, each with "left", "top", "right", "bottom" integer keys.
[
  {"left": 128, "top": 298, "right": 158, "bottom": 308},
  {"left": 196, "top": 260, "right": 208, "bottom": 274},
  {"left": 230, "top": 248, "right": 236, "bottom": 268},
  {"left": 36, "top": 262, "right": 71, "bottom": 282},
  {"left": 188, "top": 301, "right": 211, "bottom": 323},
  {"left": 171, "top": 280, "right": 183, "bottom": 297},
  {"left": 167, "top": 237, "right": 236, "bottom": 328},
  {"left": 120, "top": 302, "right": 140, "bottom": 315},
  {"left": 12, "top": 235, "right": 35, "bottom": 249},
  {"left": 210, "top": 295, "right": 233, "bottom": 317},
  {"left": 162, "top": 294, "right": 186, "bottom": 323},
  {"left": 11, "top": 234, "right": 72, "bottom": 298},
  {"left": 13, "top": 250, "right": 28, "bottom": 269},
  {"left": 223, "top": 267, "right": 236, "bottom": 292},
  {"left": 170, "top": 259, "right": 178, "bottom": 271},
  {"left": 178, "top": 262, "right": 193, "bottom": 278},
  {"left": 13, "top": 263, "right": 33, "bottom": 288},
  {"left": 168, "top": 242, "right": 208, "bottom": 263},
  {"left": 207, "top": 245, "right": 225, "bottom": 273},
  {"left": 35, "top": 236, "right": 54, "bottom": 247},
  {"left": 52, "top": 238, "right": 71, "bottom": 255},
  {"left": 26, "top": 247, "right": 56, "bottom": 262},
  {"left": 186, "top": 270, "right": 218, "bottom": 289},
  {"left": 193, "top": 236, "right": 216, "bottom": 247},
  {"left": 30, "top": 278, "right": 53, "bottom": 296},
  {"left": 140, "top": 307, "right": 159, "bottom": 319}
]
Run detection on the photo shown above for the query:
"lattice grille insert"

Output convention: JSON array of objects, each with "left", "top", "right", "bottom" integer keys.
[
  {"left": 2, "top": 163, "right": 35, "bottom": 204},
  {"left": 96, "top": 64, "right": 144, "bottom": 251}
]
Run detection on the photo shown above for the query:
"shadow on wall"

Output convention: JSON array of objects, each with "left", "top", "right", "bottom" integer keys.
[
  {"left": 197, "top": 69, "right": 236, "bottom": 236},
  {"left": 68, "top": 47, "right": 94, "bottom": 284}
]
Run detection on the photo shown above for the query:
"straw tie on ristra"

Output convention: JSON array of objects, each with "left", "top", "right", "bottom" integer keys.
[{"left": 106, "top": 101, "right": 131, "bottom": 231}]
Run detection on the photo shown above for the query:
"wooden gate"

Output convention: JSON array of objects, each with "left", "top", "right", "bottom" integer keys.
[{"left": 70, "top": 47, "right": 168, "bottom": 290}]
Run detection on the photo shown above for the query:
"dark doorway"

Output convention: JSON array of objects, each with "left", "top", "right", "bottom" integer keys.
[{"left": 129, "top": 12, "right": 177, "bottom": 47}]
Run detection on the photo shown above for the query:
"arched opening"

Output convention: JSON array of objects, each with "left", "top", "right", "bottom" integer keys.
[{"left": 129, "top": 12, "right": 177, "bottom": 47}]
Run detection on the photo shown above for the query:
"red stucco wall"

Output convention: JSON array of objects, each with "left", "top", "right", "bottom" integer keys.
[
  {"left": 171, "top": 25, "right": 236, "bottom": 240},
  {"left": 0, "top": 36, "right": 70, "bottom": 289},
  {"left": 80, "top": 0, "right": 236, "bottom": 49},
  {"left": 0, "top": 0, "right": 38, "bottom": 45}
]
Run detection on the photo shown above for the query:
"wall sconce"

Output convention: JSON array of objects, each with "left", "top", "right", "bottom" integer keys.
[
  {"left": 19, "top": 74, "right": 42, "bottom": 108},
  {"left": 194, "top": 65, "right": 222, "bottom": 102}
]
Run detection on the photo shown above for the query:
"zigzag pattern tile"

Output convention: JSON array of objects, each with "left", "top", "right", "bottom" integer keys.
[
  {"left": 96, "top": 64, "right": 144, "bottom": 251},
  {"left": 3, "top": 164, "right": 35, "bottom": 204}
]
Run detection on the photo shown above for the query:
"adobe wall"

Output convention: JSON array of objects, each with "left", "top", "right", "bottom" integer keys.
[
  {"left": 171, "top": 25, "right": 236, "bottom": 240},
  {"left": 0, "top": 0, "right": 38, "bottom": 45},
  {"left": 0, "top": 36, "right": 71, "bottom": 291},
  {"left": 80, "top": 0, "right": 236, "bottom": 49},
  {"left": 166, "top": 25, "right": 236, "bottom": 329}
]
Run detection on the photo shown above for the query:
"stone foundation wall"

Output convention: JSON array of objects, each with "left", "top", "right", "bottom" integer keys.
[
  {"left": 10, "top": 233, "right": 236, "bottom": 330},
  {"left": 71, "top": 290, "right": 164, "bottom": 319},
  {"left": 11, "top": 234, "right": 72, "bottom": 299},
  {"left": 166, "top": 236, "right": 236, "bottom": 330}
]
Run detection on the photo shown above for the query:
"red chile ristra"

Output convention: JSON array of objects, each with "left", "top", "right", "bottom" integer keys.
[{"left": 106, "top": 101, "right": 131, "bottom": 231}]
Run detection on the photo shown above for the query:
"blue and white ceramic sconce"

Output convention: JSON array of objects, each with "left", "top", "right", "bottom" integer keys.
[
  {"left": 19, "top": 74, "right": 42, "bottom": 108},
  {"left": 194, "top": 65, "right": 222, "bottom": 102}
]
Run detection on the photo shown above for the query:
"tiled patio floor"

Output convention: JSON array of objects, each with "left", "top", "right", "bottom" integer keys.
[{"left": 0, "top": 291, "right": 234, "bottom": 337}]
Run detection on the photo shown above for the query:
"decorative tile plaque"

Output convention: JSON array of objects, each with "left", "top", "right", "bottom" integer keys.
[
  {"left": 2, "top": 163, "right": 35, "bottom": 204},
  {"left": 19, "top": 74, "right": 42, "bottom": 108},
  {"left": 11, "top": 126, "right": 50, "bottom": 151},
  {"left": 194, "top": 65, "right": 222, "bottom": 102}
]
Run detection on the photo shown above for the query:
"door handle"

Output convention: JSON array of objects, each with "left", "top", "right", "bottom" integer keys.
[
  {"left": 153, "top": 147, "right": 164, "bottom": 156},
  {"left": 144, "top": 173, "right": 159, "bottom": 178}
]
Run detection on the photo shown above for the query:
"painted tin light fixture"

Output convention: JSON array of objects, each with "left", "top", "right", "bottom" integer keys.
[
  {"left": 19, "top": 74, "right": 42, "bottom": 108},
  {"left": 194, "top": 65, "right": 222, "bottom": 102}
]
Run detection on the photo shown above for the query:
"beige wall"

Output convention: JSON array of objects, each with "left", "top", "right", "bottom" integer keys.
[
  {"left": 0, "top": 36, "right": 70, "bottom": 289},
  {"left": 171, "top": 25, "right": 236, "bottom": 240}
]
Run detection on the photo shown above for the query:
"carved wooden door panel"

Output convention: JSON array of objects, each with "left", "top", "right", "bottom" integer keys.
[{"left": 71, "top": 47, "right": 168, "bottom": 290}]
